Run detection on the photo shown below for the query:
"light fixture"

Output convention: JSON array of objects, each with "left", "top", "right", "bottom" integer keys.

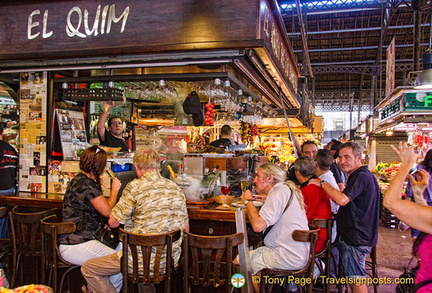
[
  {"left": 415, "top": 17, "right": 432, "bottom": 89},
  {"left": 224, "top": 79, "right": 230, "bottom": 87},
  {"left": 108, "top": 81, "right": 114, "bottom": 88},
  {"left": 62, "top": 82, "right": 68, "bottom": 89},
  {"left": 159, "top": 79, "right": 166, "bottom": 87},
  {"left": 414, "top": 53, "right": 432, "bottom": 88}
]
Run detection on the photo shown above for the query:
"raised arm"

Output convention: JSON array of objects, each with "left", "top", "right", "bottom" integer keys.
[
  {"left": 97, "top": 102, "right": 113, "bottom": 141},
  {"left": 383, "top": 142, "right": 432, "bottom": 234}
]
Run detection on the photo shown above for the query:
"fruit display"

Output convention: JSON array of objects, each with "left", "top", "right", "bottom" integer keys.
[
  {"left": 373, "top": 162, "right": 402, "bottom": 181},
  {"left": 204, "top": 102, "right": 215, "bottom": 126}
]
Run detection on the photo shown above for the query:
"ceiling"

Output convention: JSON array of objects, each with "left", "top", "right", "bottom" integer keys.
[{"left": 277, "top": 0, "right": 432, "bottom": 112}]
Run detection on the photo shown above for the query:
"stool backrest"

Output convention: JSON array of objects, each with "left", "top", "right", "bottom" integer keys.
[
  {"left": 40, "top": 214, "right": 76, "bottom": 267},
  {"left": 40, "top": 214, "right": 77, "bottom": 292},
  {"left": 9, "top": 206, "right": 59, "bottom": 257},
  {"left": 182, "top": 231, "right": 244, "bottom": 293},
  {"left": 8, "top": 206, "right": 59, "bottom": 287},
  {"left": 120, "top": 228, "right": 181, "bottom": 293},
  {"left": 311, "top": 218, "right": 333, "bottom": 257},
  {"left": 292, "top": 228, "right": 319, "bottom": 279}
]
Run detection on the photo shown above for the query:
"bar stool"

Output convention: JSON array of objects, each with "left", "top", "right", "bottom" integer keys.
[
  {"left": 260, "top": 228, "right": 319, "bottom": 293},
  {"left": 120, "top": 228, "right": 181, "bottom": 293},
  {"left": 40, "top": 214, "right": 80, "bottom": 293},
  {"left": 312, "top": 218, "right": 335, "bottom": 293},
  {"left": 366, "top": 246, "right": 378, "bottom": 293},
  {"left": 8, "top": 206, "right": 59, "bottom": 287},
  {"left": 182, "top": 231, "right": 244, "bottom": 293}
]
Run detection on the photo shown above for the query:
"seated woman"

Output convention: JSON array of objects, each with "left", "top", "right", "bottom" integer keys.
[
  {"left": 383, "top": 142, "right": 432, "bottom": 292},
  {"left": 58, "top": 145, "right": 122, "bottom": 291},
  {"left": 294, "top": 156, "right": 332, "bottom": 253}
]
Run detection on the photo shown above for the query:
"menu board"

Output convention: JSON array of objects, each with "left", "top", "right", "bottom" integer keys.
[{"left": 55, "top": 109, "right": 88, "bottom": 160}]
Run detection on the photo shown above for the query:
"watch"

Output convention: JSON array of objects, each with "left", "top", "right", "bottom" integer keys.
[
  {"left": 320, "top": 180, "right": 326, "bottom": 187},
  {"left": 243, "top": 200, "right": 251, "bottom": 205}
]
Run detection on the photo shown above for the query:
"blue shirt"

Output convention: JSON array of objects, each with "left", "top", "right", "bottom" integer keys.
[{"left": 337, "top": 166, "right": 380, "bottom": 246}]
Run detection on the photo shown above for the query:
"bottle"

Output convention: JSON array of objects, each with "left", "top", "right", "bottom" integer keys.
[{"left": 166, "top": 165, "right": 177, "bottom": 180}]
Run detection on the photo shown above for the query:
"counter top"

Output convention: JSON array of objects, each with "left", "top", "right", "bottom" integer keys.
[{"left": 0, "top": 193, "right": 241, "bottom": 222}]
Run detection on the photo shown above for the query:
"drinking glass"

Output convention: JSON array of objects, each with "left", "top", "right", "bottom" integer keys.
[{"left": 221, "top": 186, "right": 231, "bottom": 195}]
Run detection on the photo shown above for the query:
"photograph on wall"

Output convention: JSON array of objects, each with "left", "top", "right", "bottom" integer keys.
[{"left": 55, "top": 109, "right": 89, "bottom": 160}]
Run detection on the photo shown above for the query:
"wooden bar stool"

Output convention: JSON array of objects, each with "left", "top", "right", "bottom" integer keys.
[
  {"left": 120, "top": 228, "right": 181, "bottom": 293},
  {"left": 8, "top": 206, "right": 59, "bottom": 287},
  {"left": 182, "top": 231, "right": 244, "bottom": 293},
  {"left": 312, "top": 218, "right": 335, "bottom": 293},
  {"left": 40, "top": 214, "right": 80, "bottom": 293},
  {"left": 260, "top": 228, "right": 319, "bottom": 293}
]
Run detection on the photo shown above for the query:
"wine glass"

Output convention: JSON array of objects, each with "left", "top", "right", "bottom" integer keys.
[{"left": 220, "top": 185, "right": 231, "bottom": 195}]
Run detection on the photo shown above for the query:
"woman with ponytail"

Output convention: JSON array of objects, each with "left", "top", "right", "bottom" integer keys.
[{"left": 58, "top": 146, "right": 123, "bottom": 291}]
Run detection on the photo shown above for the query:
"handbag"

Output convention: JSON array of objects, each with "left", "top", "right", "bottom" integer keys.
[
  {"left": 396, "top": 257, "right": 432, "bottom": 293},
  {"left": 91, "top": 216, "right": 120, "bottom": 250}
]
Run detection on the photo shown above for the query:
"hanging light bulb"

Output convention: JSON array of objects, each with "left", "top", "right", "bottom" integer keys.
[
  {"left": 62, "top": 82, "right": 68, "bottom": 89},
  {"left": 159, "top": 79, "right": 166, "bottom": 87},
  {"left": 214, "top": 78, "right": 221, "bottom": 85},
  {"left": 108, "top": 81, "right": 114, "bottom": 88},
  {"left": 224, "top": 79, "right": 230, "bottom": 87},
  {"left": 237, "top": 89, "right": 243, "bottom": 96}
]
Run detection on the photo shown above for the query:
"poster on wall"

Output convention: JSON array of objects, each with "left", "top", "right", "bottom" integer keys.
[
  {"left": 19, "top": 72, "right": 48, "bottom": 193},
  {"left": 55, "top": 109, "right": 88, "bottom": 160}
]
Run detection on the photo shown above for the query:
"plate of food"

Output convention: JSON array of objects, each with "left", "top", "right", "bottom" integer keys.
[{"left": 231, "top": 201, "right": 263, "bottom": 208}]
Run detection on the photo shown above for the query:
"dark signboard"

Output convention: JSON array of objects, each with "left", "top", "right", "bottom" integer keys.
[{"left": 0, "top": 0, "right": 259, "bottom": 60}]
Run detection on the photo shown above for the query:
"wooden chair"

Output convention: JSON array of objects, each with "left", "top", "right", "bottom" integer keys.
[
  {"left": 120, "top": 228, "right": 182, "bottom": 293},
  {"left": 40, "top": 214, "right": 80, "bottom": 293},
  {"left": 311, "top": 218, "right": 335, "bottom": 293},
  {"left": 182, "top": 230, "right": 244, "bottom": 293},
  {"left": 8, "top": 206, "right": 59, "bottom": 287},
  {"left": 260, "top": 228, "right": 319, "bottom": 293}
]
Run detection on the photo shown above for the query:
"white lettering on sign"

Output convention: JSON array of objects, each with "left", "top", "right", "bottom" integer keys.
[
  {"left": 28, "top": 9, "right": 53, "bottom": 40},
  {"left": 27, "top": 4, "right": 129, "bottom": 40},
  {"left": 66, "top": 5, "right": 129, "bottom": 38}
]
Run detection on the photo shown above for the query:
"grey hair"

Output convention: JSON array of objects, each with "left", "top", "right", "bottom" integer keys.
[
  {"left": 258, "top": 163, "right": 286, "bottom": 184},
  {"left": 340, "top": 141, "right": 362, "bottom": 157},
  {"left": 293, "top": 156, "right": 315, "bottom": 178}
]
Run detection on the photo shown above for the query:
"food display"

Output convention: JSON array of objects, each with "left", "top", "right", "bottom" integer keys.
[
  {"left": 1, "top": 284, "right": 52, "bottom": 293},
  {"left": 373, "top": 162, "right": 402, "bottom": 181},
  {"left": 204, "top": 102, "right": 215, "bottom": 126}
]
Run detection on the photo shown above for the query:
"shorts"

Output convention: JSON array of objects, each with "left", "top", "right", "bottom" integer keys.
[
  {"left": 249, "top": 246, "right": 281, "bottom": 275},
  {"left": 338, "top": 236, "right": 372, "bottom": 278}
]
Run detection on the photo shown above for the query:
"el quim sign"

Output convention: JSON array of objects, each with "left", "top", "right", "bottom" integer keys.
[{"left": 27, "top": 4, "right": 129, "bottom": 40}]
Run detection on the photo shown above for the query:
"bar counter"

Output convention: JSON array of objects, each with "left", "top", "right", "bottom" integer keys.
[{"left": 1, "top": 193, "right": 240, "bottom": 236}]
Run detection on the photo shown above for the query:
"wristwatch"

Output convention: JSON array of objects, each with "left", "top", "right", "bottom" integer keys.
[
  {"left": 320, "top": 180, "right": 326, "bottom": 187},
  {"left": 243, "top": 200, "right": 251, "bottom": 205}
]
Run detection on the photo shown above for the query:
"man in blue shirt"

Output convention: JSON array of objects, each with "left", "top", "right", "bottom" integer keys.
[{"left": 312, "top": 142, "right": 380, "bottom": 293}]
